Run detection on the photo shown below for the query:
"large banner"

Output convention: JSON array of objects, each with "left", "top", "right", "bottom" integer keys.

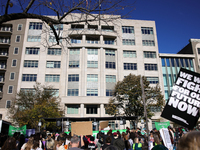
[
  {"left": 161, "top": 68, "right": 200, "bottom": 129},
  {"left": 8, "top": 125, "right": 27, "bottom": 136},
  {"left": 155, "top": 121, "right": 170, "bottom": 130}
]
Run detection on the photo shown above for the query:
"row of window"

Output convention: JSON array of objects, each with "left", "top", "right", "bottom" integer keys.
[
  {"left": 25, "top": 47, "right": 156, "bottom": 58},
  {"left": 27, "top": 22, "right": 154, "bottom": 35},
  {"left": 6, "top": 73, "right": 158, "bottom": 98},
  {"left": 22, "top": 59, "right": 158, "bottom": 70},
  {"left": 22, "top": 74, "right": 158, "bottom": 83}
]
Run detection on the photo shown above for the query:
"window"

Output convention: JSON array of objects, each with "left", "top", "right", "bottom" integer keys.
[
  {"left": 24, "top": 60, "right": 38, "bottom": 68},
  {"left": 166, "top": 58, "right": 170, "bottom": 67},
  {"left": 67, "top": 89, "right": 79, "bottom": 96},
  {"left": 44, "top": 89, "right": 59, "bottom": 97},
  {"left": 88, "top": 49, "right": 98, "bottom": 55},
  {"left": 14, "top": 47, "right": 19, "bottom": 54},
  {"left": 102, "top": 26, "right": 114, "bottom": 32},
  {"left": 123, "top": 51, "right": 136, "bottom": 58},
  {"left": 146, "top": 77, "right": 159, "bottom": 84},
  {"left": 175, "top": 59, "right": 180, "bottom": 67},
  {"left": 22, "top": 74, "right": 37, "bottom": 81},
  {"left": 69, "top": 49, "right": 80, "bottom": 55},
  {"left": 162, "top": 58, "right": 165, "bottom": 67},
  {"left": 49, "top": 36, "right": 62, "bottom": 43},
  {"left": 68, "top": 74, "right": 79, "bottom": 82},
  {"left": 67, "top": 105, "right": 79, "bottom": 114},
  {"left": 27, "top": 36, "right": 41, "bottom": 42},
  {"left": 10, "top": 73, "right": 15, "bottom": 80},
  {"left": 20, "top": 88, "right": 35, "bottom": 94},
  {"left": 142, "top": 40, "right": 155, "bottom": 46},
  {"left": 46, "top": 61, "right": 61, "bottom": 68},
  {"left": 106, "top": 62, "right": 115, "bottom": 69},
  {"left": 149, "top": 106, "right": 161, "bottom": 112},
  {"left": 104, "top": 39, "right": 114, "bottom": 45},
  {"left": 106, "top": 89, "right": 113, "bottom": 96},
  {"left": 122, "top": 39, "right": 135, "bottom": 45},
  {"left": 124, "top": 63, "right": 137, "bottom": 70},
  {"left": 25, "top": 47, "right": 39, "bottom": 55},
  {"left": 29, "top": 22, "right": 43, "bottom": 30},
  {"left": 171, "top": 58, "right": 175, "bottom": 67},
  {"left": 198, "top": 48, "right": 200, "bottom": 54},
  {"left": 45, "top": 74, "right": 60, "bottom": 82},
  {"left": 87, "top": 74, "right": 98, "bottom": 96},
  {"left": 87, "top": 89, "right": 98, "bottom": 96},
  {"left": 17, "top": 24, "right": 22, "bottom": 31},
  {"left": 87, "top": 74, "right": 98, "bottom": 82},
  {"left": 69, "top": 61, "right": 79, "bottom": 68},
  {"left": 106, "top": 75, "right": 116, "bottom": 83},
  {"left": 144, "top": 64, "right": 158, "bottom": 71},
  {"left": 71, "top": 38, "right": 81, "bottom": 43},
  {"left": 15, "top": 35, "right": 20, "bottom": 42},
  {"left": 12, "top": 59, "right": 17, "bottom": 67},
  {"left": 141, "top": 27, "right": 154, "bottom": 34},
  {"left": 8, "top": 86, "right": 13, "bottom": 94},
  {"left": 86, "top": 37, "right": 99, "bottom": 44},
  {"left": 6, "top": 100, "right": 11, "bottom": 108},
  {"left": 105, "top": 50, "right": 115, "bottom": 56},
  {"left": 87, "top": 61, "right": 98, "bottom": 68},
  {"left": 122, "top": 26, "right": 134, "bottom": 33},
  {"left": 86, "top": 105, "right": 97, "bottom": 114},
  {"left": 47, "top": 48, "right": 61, "bottom": 55},
  {"left": 144, "top": 51, "right": 156, "bottom": 58}
]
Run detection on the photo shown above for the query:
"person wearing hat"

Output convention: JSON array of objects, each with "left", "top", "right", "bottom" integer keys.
[{"left": 113, "top": 132, "right": 125, "bottom": 150}]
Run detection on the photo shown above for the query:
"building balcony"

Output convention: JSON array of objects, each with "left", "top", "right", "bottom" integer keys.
[
  {"left": 0, "top": 92, "right": 3, "bottom": 99},
  {"left": 0, "top": 38, "right": 10, "bottom": 45},
  {"left": 0, "top": 65, "right": 6, "bottom": 72},
  {"left": 0, "top": 78, "right": 4, "bottom": 84}
]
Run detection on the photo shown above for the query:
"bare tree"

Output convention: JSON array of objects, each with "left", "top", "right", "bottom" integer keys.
[{"left": 0, "top": 0, "right": 135, "bottom": 45}]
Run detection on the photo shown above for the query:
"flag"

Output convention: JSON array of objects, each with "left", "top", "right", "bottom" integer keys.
[{"left": 8, "top": 125, "right": 27, "bottom": 136}]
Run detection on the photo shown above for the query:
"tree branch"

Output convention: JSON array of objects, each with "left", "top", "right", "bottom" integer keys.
[
  {"left": 5, "top": 0, "right": 11, "bottom": 15},
  {"left": 24, "top": 0, "right": 35, "bottom": 13}
]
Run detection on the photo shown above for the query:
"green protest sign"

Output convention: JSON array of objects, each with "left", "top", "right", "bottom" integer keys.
[
  {"left": 155, "top": 121, "right": 170, "bottom": 130},
  {"left": 8, "top": 125, "right": 27, "bottom": 136}
]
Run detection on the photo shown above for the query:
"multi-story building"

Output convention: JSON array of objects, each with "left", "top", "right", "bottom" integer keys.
[
  {"left": 159, "top": 54, "right": 196, "bottom": 101},
  {"left": 178, "top": 39, "right": 200, "bottom": 73},
  {"left": 0, "top": 14, "right": 164, "bottom": 129},
  {"left": 0, "top": 19, "right": 27, "bottom": 120}
]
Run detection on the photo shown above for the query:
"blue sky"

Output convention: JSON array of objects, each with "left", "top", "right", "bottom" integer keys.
[
  {"left": 129, "top": 0, "right": 200, "bottom": 54},
  {"left": 5, "top": 0, "right": 200, "bottom": 54}
]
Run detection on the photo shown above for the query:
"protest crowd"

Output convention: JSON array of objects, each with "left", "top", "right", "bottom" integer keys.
[{"left": 0, "top": 125, "right": 200, "bottom": 150}]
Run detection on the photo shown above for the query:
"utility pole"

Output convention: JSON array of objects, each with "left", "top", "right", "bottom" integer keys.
[{"left": 140, "top": 76, "right": 149, "bottom": 140}]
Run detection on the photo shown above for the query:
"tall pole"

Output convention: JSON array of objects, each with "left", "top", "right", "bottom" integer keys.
[{"left": 140, "top": 76, "right": 149, "bottom": 140}]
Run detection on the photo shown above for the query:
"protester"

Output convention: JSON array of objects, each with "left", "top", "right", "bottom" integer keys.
[
  {"left": 132, "top": 137, "right": 142, "bottom": 150},
  {"left": 1, "top": 136, "right": 17, "bottom": 150},
  {"left": 177, "top": 131, "right": 200, "bottom": 150},
  {"left": 21, "top": 136, "right": 34, "bottom": 150},
  {"left": 46, "top": 134, "right": 55, "bottom": 150},
  {"left": 31, "top": 140, "right": 43, "bottom": 150},
  {"left": 67, "top": 135, "right": 84, "bottom": 150}
]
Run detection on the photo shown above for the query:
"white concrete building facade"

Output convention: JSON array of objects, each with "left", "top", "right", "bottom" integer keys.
[{"left": 1, "top": 14, "right": 164, "bottom": 130}]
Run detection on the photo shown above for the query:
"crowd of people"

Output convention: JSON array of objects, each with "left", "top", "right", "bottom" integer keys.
[{"left": 0, "top": 125, "right": 200, "bottom": 150}]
